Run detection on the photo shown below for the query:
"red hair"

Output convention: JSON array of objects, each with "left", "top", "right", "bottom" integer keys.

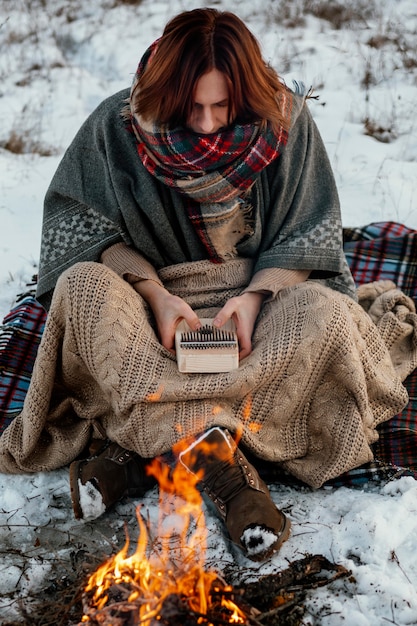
[{"left": 132, "top": 8, "right": 290, "bottom": 131}]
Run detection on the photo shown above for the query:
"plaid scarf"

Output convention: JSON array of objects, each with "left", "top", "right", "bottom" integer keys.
[{"left": 127, "top": 42, "right": 292, "bottom": 261}]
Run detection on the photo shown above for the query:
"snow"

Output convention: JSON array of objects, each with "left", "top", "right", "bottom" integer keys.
[
  {"left": 1, "top": 0, "right": 417, "bottom": 623},
  {"left": 240, "top": 524, "right": 282, "bottom": 558},
  {"left": 77, "top": 479, "right": 107, "bottom": 521}
]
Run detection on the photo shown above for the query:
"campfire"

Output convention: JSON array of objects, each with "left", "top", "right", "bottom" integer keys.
[{"left": 78, "top": 440, "right": 350, "bottom": 626}]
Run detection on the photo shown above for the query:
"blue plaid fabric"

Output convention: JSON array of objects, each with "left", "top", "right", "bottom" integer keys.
[
  {"left": 330, "top": 222, "right": 417, "bottom": 485},
  {"left": 344, "top": 222, "right": 417, "bottom": 299},
  {"left": 0, "top": 293, "right": 46, "bottom": 436}
]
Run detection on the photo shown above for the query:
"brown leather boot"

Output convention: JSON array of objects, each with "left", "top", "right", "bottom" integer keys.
[
  {"left": 179, "top": 427, "right": 291, "bottom": 561},
  {"left": 69, "top": 441, "right": 156, "bottom": 521}
]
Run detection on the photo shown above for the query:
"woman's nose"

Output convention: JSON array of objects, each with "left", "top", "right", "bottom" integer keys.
[{"left": 199, "top": 108, "right": 216, "bottom": 133}]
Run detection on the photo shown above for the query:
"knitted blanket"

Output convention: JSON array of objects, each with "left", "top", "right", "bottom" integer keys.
[
  {"left": 335, "top": 221, "right": 417, "bottom": 485},
  {"left": 0, "top": 253, "right": 416, "bottom": 489}
]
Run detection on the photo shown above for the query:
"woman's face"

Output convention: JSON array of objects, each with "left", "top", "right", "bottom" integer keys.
[{"left": 187, "top": 68, "right": 230, "bottom": 134}]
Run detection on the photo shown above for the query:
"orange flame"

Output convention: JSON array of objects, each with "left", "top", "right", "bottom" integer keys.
[{"left": 81, "top": 439, "right": 247, "bottom": 625}]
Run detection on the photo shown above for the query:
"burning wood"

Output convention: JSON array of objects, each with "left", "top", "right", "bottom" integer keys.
[
  {"left": 79, "top": 549, "right": 349, "bottom": 626},
  {"left": 81, "top": 571, "right": 251, "bottom": 625},
  {"left": 78, "top": 444, "right": 350, "bottom": 626}
]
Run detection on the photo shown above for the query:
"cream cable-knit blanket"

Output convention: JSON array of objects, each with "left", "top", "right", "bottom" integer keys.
[{"left": 1, "top": 260, "right": 416, "bottom": 488}]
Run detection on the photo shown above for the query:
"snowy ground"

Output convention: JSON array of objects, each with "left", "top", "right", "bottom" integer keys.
[{"left": 1, "top": 0, "right": 417, "bottom": 623}]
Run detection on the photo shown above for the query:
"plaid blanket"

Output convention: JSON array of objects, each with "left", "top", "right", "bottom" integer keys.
[
  {"left": 0, "top": 293, "right": 46, "bottom": 437},
  {"left": 332, "top": 222, "right": 417, "bottom": 485},
  {"left": 1, "top": 221, "right": 416, "bottom": 485}
]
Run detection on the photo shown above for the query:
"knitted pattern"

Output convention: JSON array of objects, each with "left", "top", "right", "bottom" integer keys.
[{"left": 1, "top": 259, "right": 416, "bottom": 488}]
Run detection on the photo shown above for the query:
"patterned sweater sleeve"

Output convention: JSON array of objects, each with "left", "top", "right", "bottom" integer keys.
[
  {"left": 243, "top": 267, "right": 310, "bottom": 299},
  {"left": 100, "top": 242, "right": 163, "bottom": 286}
]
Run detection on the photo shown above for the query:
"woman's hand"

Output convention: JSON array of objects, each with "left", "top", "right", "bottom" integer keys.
[
  {"left": 134, "top": 280, "right": 265, "bottom": 359},
  {"left": 133, "top": 280, "right": 201, "bottom": 353},
  {"left": 213, "top": 291, "right": 265, "bottom": 359}
]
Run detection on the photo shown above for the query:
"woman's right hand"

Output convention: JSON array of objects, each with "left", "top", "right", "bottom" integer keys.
[{"left": 133, "top": 279, "right": 201, "bottom": 354}]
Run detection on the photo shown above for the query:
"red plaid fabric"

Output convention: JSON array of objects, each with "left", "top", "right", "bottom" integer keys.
[
  {"left": 0, "top": 294, "right": 46, "bottom": 436},
  {"left": 344, "top": 221, "right": 417, "bottom": 299},
  {"left": 127, "top": 40, "right": 291, "bottom": 261},
  {"left": 332, "top": 222, "right": 417, "bottom": 485},
  {"left": 130, "top": 40, "right": 290, "bottom": 190}
]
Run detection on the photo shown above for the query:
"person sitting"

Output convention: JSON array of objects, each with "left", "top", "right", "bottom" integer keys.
[{"left": 0, "top": 8, "right": 415, "bottom": 562}]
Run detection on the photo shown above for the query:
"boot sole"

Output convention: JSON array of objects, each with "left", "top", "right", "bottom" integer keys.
[
  {"left": 270, "top": 512, "right": 292, "bottom": 556},
  {"left": 69, "top": 459, "right": 85, "bottom": 520}
]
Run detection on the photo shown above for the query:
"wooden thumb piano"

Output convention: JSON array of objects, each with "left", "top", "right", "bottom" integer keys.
[{"left": 175, "top": 318, "right": 239, "bottom": 373}]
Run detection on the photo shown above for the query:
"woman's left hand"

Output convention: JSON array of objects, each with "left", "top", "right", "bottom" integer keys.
[{"left": 212, "top": 291, "right": 265, "bottom": 359}]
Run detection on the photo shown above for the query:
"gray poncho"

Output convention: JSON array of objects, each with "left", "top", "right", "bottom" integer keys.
[{"left": 37, "top": 88, "right": 355, "bottom": 309}]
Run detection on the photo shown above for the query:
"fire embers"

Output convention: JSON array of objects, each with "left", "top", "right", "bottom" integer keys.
[
  {"left": 79, "top": 549, "right": 350, "bottom": 626},
  {"left": 81, "top": 569, "right": 250, "bottom": 625}
]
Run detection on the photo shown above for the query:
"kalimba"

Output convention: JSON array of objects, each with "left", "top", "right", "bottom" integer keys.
[{"left": 175, "top": 318, "right": 239, "bottom": 373}]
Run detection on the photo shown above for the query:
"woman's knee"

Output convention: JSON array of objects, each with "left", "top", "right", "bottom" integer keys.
[{"left": 59, "top": 261, "right": 105, "bottom": 284}]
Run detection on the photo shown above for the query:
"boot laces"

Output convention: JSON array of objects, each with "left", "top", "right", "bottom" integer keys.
[{"left": 200, "top": 456, "right": 249, "bottom": 503}]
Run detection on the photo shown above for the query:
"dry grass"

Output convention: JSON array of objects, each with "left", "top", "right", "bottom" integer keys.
[
  {"left": 363, "top": 118, "right": 398, "bottom": 144},
  {"left": 0, "top": 130, "right": 57, "bottom": 156},
  {"left": 308, "top": 0, "right": 376, "bottom": 27}
]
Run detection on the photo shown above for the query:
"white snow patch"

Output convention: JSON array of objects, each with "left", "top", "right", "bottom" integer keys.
[
  {"left": 240, "top": 524, "right": 279, "bottom": 557},
  {"left": 78, "top": 479, "right": 106, "bottom": 521}
]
